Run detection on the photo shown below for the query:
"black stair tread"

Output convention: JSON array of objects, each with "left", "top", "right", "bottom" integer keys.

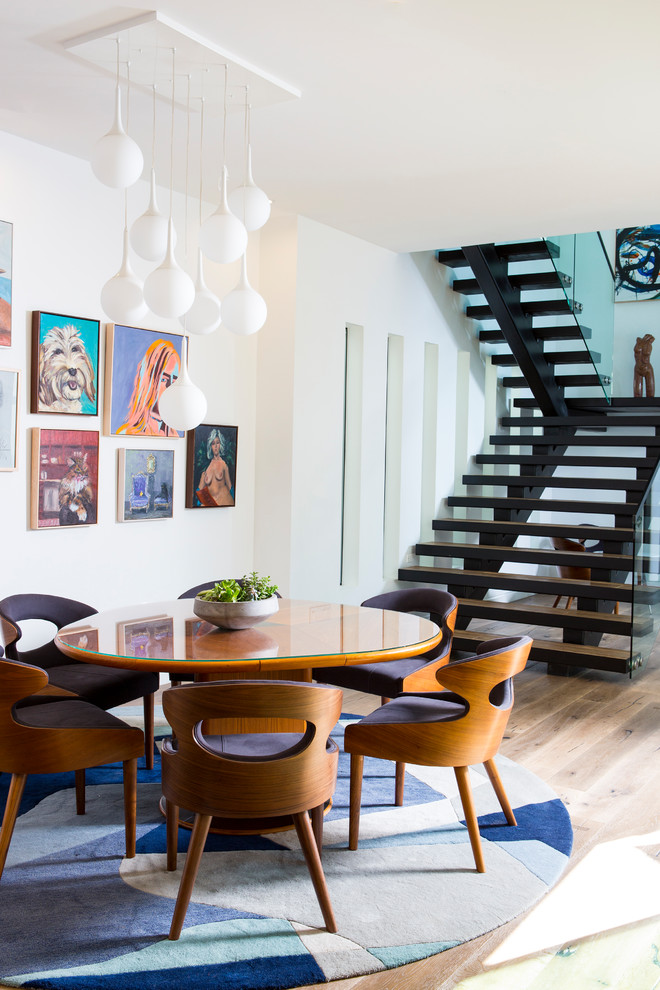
[
  {"left": 491, "top": 351, "right": 598, "bottom": 367},
  {"left": 416, "top": 541, "right": 628, "bottom": 568},
  {"left": 479, "top": 325, "right": 591, "bottom": 343},
  {"left": 399, "top": 565, "right": 643, "bottom": 602},
  {"left": 431, "top": 518, "right": 633, "bottom": 543},
  {"left": 566, "top": 397, "right": 660, "bottom": 410},
  {"left": 449, "top": 631, "right": 631, "bottom": 674},
  {"left": 455, "top": 598, "right": 636, "bottom": 635},
  {"left": 475, "top": 453, "right": 655, "bottom": 469},
  {"left": 500, "top": 414, "right": 660, "bottom": 429},
  {"left": 446, "top": 495, "right": 637, "bottom": 515},
  {"left": 489, "top": 433, "right": 660, "bottom": 447},
  {"left": 502, "top": 374, "right": 602, "bottom": 388},
  {"left": 436, "top": 248, "right": 469, "bottom": 269},
  {"left": 495, "top": 240, "right": 558, "bottom": 262},
  {"left": 453, "top": 271, "right": 564, "bottom": 295},
  {"left": 467, "top": 300, "right": 573, "bottom": 321},
  {"left": 461, "top": 473, "right": 646, "bottom": 492}
]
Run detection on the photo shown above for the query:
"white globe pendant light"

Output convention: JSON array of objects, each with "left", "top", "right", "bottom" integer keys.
[
  {"left": 228, "top": 145, "right": 271, "bottom": 232},
  {"left": 158, "top": 336, "right": 208, "bottom": 432},
  {"left": 101, "top": 226, "right": 147, "bottom": 323},
  {"left": 91, "top": 39, "right": 143, "bottom": 189},
  {"left": 221, "top": 252, "right": 267, "bottom": 336},
  {"left": 199, "top": 166, "right": 247, "bottom": 263},
  {"left": 143, "top": 218, "right": 195, "bottom": 317},
  {"left": 180, "top": 248, "right": 222, "bottom": 334}
]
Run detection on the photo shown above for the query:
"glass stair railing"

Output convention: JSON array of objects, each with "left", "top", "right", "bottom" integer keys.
[{"left": 546, "top": 231, "right": 615, "bottom": 402}]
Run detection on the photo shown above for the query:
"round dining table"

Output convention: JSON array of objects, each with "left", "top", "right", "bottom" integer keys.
[
  {"left": 55, "top": 597, "right": 441, "bottom": 834},
  {"left": 54, "top": 597, "right": 442, "bottom": 680}
]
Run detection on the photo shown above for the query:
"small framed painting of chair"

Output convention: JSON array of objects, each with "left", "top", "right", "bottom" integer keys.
[{"left": 117, "top": 448, "right": 174, "bottom": 522}]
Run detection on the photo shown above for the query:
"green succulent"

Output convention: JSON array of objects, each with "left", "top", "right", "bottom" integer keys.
[{"left": 197, "top": 572, "right": 278, "bottom": 603}]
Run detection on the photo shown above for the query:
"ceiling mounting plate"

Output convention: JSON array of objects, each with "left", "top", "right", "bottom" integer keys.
[{"left": 61, "top": 10, "right": 301, "bottom": 113}]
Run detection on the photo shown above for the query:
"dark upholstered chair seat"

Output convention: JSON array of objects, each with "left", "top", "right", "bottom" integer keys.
[
  {"left": 349, "top": 691, "right": 467, "bottom": 725},
  {"left": 16, "top": 662, "right": 158, "bottom": 712},
  {"left": 314, "top": 657, "right": 439, "bottom": 699},
  {"left": 201, "top": 732, "right": 336, "bottom": 759},
  {"left": 14, "top": 697, "right": 146, "bottom": 732}
]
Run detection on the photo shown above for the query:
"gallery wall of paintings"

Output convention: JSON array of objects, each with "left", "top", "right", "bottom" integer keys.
[{"left": 0, "top": 217, "right": 240, "bottom": 538}]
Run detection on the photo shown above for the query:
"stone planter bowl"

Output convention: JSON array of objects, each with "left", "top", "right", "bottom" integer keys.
[{"left": 193, "top": 595, "right": 279, "bottom": 630}]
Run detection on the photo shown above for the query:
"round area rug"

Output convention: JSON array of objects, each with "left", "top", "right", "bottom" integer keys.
[{"left": 0, "top": 716, "right": 572, "bottom": 990}]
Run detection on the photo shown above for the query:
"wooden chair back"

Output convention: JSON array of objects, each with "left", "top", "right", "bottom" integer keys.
[
  {"left": 0, "top": 594, "right": 97, "bottom": 669},
  {"left": 361, "top": 587, "right": 458, "bottom": 662},
  {"left": 550, "top": 536, "right": 590, "bottom": 581},
  {"left": 162, "top": 680, "right": 343, "bottom": 820}
]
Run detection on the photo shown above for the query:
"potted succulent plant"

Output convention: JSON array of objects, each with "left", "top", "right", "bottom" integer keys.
[{"left": 193, "top": 572, "right": 279, "bottom": 630}]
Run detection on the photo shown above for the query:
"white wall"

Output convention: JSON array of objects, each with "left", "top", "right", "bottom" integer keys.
[
  {"left": 0, "top": 131, "right": 258, "bottom": 609},
  {"left": 0, "top": 130, "right": 492, "bottom": 615},
  {"left": 256, "top": 216, "right": 486, "bottom": 605}
]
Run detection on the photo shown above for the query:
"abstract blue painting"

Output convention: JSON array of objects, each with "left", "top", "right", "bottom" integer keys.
[{"left": 615, "top": 225, "right": 660, "bottom": 301}]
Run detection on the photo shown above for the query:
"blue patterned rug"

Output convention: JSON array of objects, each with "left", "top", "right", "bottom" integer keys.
[{"left": 0, "top": 716, "right": 572, "bottom": 990}]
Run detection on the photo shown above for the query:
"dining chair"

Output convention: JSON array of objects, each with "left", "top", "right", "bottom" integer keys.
[
  {"left": 0, "top": 630, "right": 145, "bottom": 881},
  {"left": 0, "top": 594, "right": 159, "bottom": 769},
  {"left": 161, "top": 679, "right": 343, "bottom": 939},
  {"left": 344, "top": 635, "right": 532, "bottom": 873},
  {"left": 312, "top": 587, "right": 457, "bottom": 803}
]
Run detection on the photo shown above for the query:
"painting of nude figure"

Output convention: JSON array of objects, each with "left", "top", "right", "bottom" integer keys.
[{"left": 185, "top": 423, "right": 237, "bottom": 508}]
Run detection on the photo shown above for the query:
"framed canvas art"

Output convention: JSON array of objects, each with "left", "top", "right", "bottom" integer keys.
[
  {"left": 104, "top": 324, "right": 184, "bottom": 437},
  {"left": 0, "top": 367, "right": 19, "bottom": 470},
  {"left": 117, "top": 447, "right": 174, "bottom": 522},
  {"left": 615, "top": 226, "right": 660, "bottom": 301},
  {"left": 31, "top": 311, "right": 100, "bottom": 415},
  {"left": 30, "top": 428, "right": 99, "bottom": 529},
  {"left": 185, "top": 423, "right": 238, "bottom": 508},
  {"left": 0, "top": 221, "right": 12, "bottom": 347}
]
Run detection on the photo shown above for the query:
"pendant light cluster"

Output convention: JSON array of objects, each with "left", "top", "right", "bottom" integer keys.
[{"left": 91, "top": 37, "right": 273, "bottom": 429}]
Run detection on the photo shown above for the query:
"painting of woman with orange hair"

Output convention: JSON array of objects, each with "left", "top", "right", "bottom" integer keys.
[{"left": 105, "top": 325, "right": 184, "bottom": 437}]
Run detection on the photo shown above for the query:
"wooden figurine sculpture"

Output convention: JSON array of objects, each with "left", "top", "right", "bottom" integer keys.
[{"left": 634, "top": 333, "right": 655, "bottom": 397}]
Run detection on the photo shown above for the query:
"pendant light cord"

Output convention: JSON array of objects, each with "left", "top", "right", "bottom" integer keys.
[
  {"left": 169, "top": 47, "right": 176, "bottom": 221},
  {"left": 184, "top": 74, "right": 191, "bottom": 257},
  {"left": 199, "top": 78, "right": 206, "bottom": 229},
  {"left": 222, "top": 64, "right": 229, "bottom": 169}
]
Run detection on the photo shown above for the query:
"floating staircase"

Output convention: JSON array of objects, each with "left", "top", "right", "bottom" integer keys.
[{"left": 398, "top": 239, "right": 660, "bottom": 675}]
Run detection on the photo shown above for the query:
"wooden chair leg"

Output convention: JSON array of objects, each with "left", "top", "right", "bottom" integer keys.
[
  {"left": 483, "top": 758, "right": 517, "bottom": 826},
  {"left": 552, "top": 595, "right": 561, "bottom": 608},
  {"left": 166, "top": 799, "right": 179, "bottom": 871},
  {"left": 310, "top": 803, "right": 324, "bottom": 856},
  {"left": 293, "top": 811, "right": 337, "bottom": 933},
  {"left": 169, "top": 813, "right": 212, "bottom": 940},
  {"left": 0, "top": 773, "right": 26, "bottom": 881},
  {"left": 380, "top": 696, "right": 391, "bottom": 707},
  {"left": 143, "top": 693, "right": 155, "bottom": 771},
  {"left": 395, "top": 761, "right": 405, "bottom": 806},
  {"left": 454, "top": 765, "right": 486, "bottom": 873},
  {"left": 123, "top": 758, "right": 138, "bottom": 859},
  {"left": 75, "top": 768, "right": 86, "bottom": 815},
  {"left": 349, "top": 753, "right": 364, "bottom": 851}
]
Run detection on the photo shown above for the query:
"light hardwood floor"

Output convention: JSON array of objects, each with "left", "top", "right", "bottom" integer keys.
[{"left": 298, "top": 598, "right": 660, "bottom": 990}]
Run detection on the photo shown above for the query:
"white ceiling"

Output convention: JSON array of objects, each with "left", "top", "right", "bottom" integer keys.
[{"left": 3, "top": 0, "right": 660, "bottom": 253}]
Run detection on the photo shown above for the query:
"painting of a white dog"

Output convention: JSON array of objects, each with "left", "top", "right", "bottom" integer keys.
[{"left": 32, "top": 313, "right": 99, "bottom": 415}]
